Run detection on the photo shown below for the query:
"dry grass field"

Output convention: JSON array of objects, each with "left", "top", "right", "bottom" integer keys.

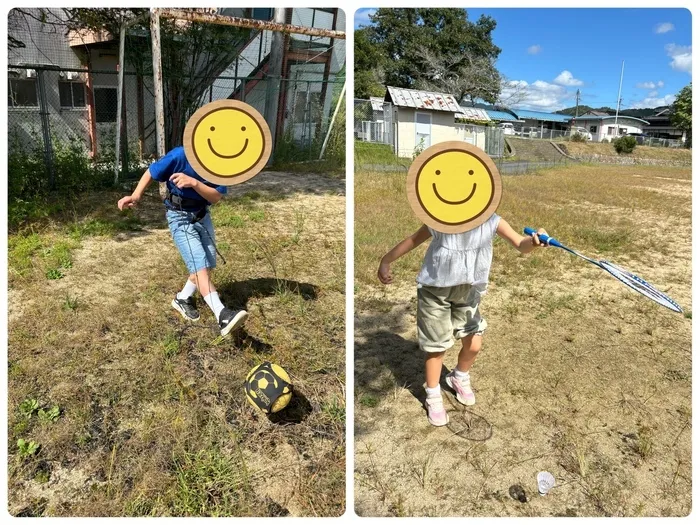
[
  {"left": 354, "top": 164, "right": 691, "bottom": 517},
  {"left": 561, "top": 142, "right": 692, "bottom": 163},
  {"left": 7, "top": 171, "right": 345, "bottom": 517}
]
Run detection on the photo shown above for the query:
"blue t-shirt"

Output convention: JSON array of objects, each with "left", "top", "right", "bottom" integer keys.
[{"left": 149, "top": 146, "right": 227, "bottom": 210}]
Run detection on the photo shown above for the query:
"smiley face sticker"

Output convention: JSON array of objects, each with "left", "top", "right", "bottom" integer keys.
[
  {"left": 183, "top": 99, "right": 272, "bottom": 186},
  {"left": 406, "top": 141, "right": 502, "bottom": 233}
]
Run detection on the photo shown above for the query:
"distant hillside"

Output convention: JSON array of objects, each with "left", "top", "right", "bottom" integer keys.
[{"left": 555, "top": 106, "right": 669, "bottom": 118}]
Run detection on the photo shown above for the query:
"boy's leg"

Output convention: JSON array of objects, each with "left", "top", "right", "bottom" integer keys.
[
  {"left": 177, "top": 275, "right": 198, "bottom": 300},
  {"left": 196, "top": 215, "right": 249, "bottom": 336}
]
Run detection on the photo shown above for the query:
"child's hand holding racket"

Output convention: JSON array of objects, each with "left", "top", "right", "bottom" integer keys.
[{"left": 530, "top": 227, "right": 549, "bottom": 247}]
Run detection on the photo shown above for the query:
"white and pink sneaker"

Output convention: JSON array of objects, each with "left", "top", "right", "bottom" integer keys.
[
  {"left": 424, "top": 395, "right": 449, "bottom": 426},
  {"left": 445, "top": 370, "right": 476, "bottom": 406}
]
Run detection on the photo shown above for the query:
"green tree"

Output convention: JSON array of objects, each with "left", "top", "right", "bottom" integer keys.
[
  {"left": 671, "top": 83, "right": 692, "bottom": 148},
  {"left": 355, "top": 8, "right": 501, "bottom": 101},
  {"left": 354, "top": 28, "right": 386, "bottom": 99}
]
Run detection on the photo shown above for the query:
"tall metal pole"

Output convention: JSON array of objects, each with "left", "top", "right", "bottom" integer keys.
[
  {"left": 614, "top": 60, "right": 624, "bottom": 136},
  {"left": 114, "top": 23, "right": 126, "bottom": 184},
  {"left": 150, "top": 9, "right": 167, "bottom": 198},
  {"left": 319, "top": 80, "right": 346, "bottom": 159}
]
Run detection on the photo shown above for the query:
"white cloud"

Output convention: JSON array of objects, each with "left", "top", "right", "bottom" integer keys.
[
  {"left": 648, "top": 90, "right": 658, "bottom": 97},
  {"left": 553, "top": 70, "right": 583, "bottom": 87},
  {"left": 665, "top": 44, "right": 692, "bottom": 73},
  {"left": 636, "top": 81, "right": 665, "bottom": 89},
  {"left": 527, "top": 44, "right": 542, "bottom": 55},
  {"left": 501, "top": 79, "right": 572, "bottom": 112},
  {"left": 629, "top": 93, "right": 676, "bottom": 109},
  {"left": 655, "top": 22, "right": 675, "bottom": 34},
  {"left": 354, "top": 8, "right": 377, "bottom": 28}
]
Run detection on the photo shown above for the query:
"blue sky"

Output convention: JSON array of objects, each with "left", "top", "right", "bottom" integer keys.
[{"left": 354, "top": 8, "right": 692, "bottom": 111}]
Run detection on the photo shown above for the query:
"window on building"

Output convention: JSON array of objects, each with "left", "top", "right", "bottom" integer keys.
[
  {"left": 589, "top": 125, "right": 597, "bottom": 133},
  {"left": 94, "top": 87, "right": 117, "bottom": 122},
  {"left": 8, "top": 78, "right": 38, "bottom": 107},
  {"left": 59, "top": 81, "right": 86, "bottom": 108},
  {"left": 619, "top": 128, "right": 627, "bottom": 135},
  {"left": 607, "top": 126, "right": 616, "bottom": 135},
  {"left": 249, "top": 8, "right": 273, "bottom": 20}
]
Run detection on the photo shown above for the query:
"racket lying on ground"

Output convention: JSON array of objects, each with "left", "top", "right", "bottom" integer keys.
[{"left": 524, "top": 227, "right": 683, "bottom": 314}]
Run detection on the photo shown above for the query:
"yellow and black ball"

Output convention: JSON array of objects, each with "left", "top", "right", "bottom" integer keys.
[{"left": 244, "top": 361, "right": 293, "bottom": 414}]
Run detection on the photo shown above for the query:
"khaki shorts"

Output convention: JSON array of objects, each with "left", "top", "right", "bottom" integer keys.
[{"left": 417, "top": 283, "right": 487, "bottom": 353}]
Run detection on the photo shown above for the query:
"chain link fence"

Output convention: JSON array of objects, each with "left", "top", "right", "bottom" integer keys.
[
  {"left": 8, "top": 8, "right": 346, "bottom": 197},
  {"left": 504, "top": 124, "right": 684, "bottom": 148}
]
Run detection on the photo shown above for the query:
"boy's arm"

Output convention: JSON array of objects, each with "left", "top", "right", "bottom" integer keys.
[
  {"left": 496, "top": 218, "right": 547, "bottom": 254},
  {"left": 118, "top": 170, "right": 153, "bottom": 210},
  {"left": 378, "top": 225, "right": 432, "bottom": 284},
  {"left": 169, "top": 173, "right": 224, "bottom": 204}
]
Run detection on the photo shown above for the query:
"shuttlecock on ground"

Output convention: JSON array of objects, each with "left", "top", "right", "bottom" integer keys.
[{"left": 537, "top": 471, "right": 555, "bottom": 495}]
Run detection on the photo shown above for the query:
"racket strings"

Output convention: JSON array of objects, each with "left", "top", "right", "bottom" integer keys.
[{"left": 600, "top": 260, "right": 683, "bottom": 313}]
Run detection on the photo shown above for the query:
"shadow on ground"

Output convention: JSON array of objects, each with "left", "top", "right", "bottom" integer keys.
[{"left": 355, "top": 327, "right": 493, "bottom": 441}]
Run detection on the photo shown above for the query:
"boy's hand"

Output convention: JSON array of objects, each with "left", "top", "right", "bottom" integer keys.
[
  {"left": 170, "top": 173, "right": 198, "bottom": 189},
  {"left": 378, "top": 260, "right": 393, "bottom": 284},
  {"left": 531, "top": 228, "right": 548, "bottom": 247},
  {"left": 118, "top": 195, "right": 138, "bottom": 210}
]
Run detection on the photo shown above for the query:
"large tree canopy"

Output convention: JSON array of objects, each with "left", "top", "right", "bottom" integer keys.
[
  {"left": 671, "top": 83, "right": 692, "bottom": 147},
  {"left": 354, "top": 8, "right": 501, "bottom": 101}
]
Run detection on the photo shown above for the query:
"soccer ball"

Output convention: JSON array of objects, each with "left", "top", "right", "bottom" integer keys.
[{"left": 244, "top": 361, "right": 293, "bottom": 414}]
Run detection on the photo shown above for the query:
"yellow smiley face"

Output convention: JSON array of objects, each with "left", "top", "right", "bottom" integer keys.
[
  {"left": 183, "top": 99, "right": 272, "bottom": 186},
  {"left": 407, "top": 141, "right": 502, "bottom": 233}
]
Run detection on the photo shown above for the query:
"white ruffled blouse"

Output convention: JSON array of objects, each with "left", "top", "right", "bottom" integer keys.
[{"left": 416, "top": 214, "right": 501, "bottom": 289}]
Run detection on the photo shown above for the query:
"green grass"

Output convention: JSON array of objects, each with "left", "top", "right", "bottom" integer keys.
[
  {"left": 7, "top": 183, "right": 346, "bottom": 517},
  {"left": 354, "top": 141, "right": 411, "bottom": 168}
]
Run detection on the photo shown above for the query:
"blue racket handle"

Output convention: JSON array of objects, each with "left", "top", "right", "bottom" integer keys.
[{"left": 524, "top": 227, "right": 562, "bottom": 248}]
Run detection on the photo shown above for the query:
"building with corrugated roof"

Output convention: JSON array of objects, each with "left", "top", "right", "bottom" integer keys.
[
  {"left": 385, "top": 86, "right": 493, "bottom": 156},
  {"left": 571, "top": 114, "right": 649, "bottom": 142}
]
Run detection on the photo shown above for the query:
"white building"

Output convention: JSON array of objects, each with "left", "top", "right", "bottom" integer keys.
[
  {"left": 572, "top": 113, "right": 650, "bottom": 142},
  {"left": 385, "top": 86, "right": 491, "bottom": 157}
]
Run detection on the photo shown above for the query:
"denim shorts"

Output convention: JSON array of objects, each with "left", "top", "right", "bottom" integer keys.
[{"left": 166, "top": 208, "right": 217, "bottom": 274}]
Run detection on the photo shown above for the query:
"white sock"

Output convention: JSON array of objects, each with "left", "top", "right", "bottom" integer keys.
[
  {"left": 425, "top": 385, "right": 441, "bottom": 398},
  {"left": 203, "top": 292, "right": 225, "bottom": 320},
  {"left": 177, "top": 280, "right": 197, "bottom": 300},
  {"left": 453, "top": 368, "right": 470, "bottom": 379}
]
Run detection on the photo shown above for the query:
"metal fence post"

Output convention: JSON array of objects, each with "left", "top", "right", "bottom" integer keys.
[
  {"left": 115, "top": 23, "right": 126, "bottom": 184},
  {"left": 35, "top": 68, "right": 55, "bottom": 190},
  {"left": 150, "top": 9, "right": 167, "bottom": 199}
]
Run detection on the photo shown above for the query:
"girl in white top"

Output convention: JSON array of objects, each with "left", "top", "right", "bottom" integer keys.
[{"left": 378, "top": 215, "right": 547, "bottom": 426}]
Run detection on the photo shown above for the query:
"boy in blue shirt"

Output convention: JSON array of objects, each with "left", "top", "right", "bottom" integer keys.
[{"left": 118, "top": 146, "right": 248, "bottom": 337}]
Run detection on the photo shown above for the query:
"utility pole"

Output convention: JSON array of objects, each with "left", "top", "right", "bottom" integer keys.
[
  {"left": 614, "top": 60, "right": 624, "bottom": 136},
  {"left": 572, "top": 88, "right": 580, "bottom": 135},
  {"left": 575, "top": 89, "right": 580, "bottom": 119}
]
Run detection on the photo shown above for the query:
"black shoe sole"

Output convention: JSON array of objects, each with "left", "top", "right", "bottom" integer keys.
[
  {"left": 220, "top": 310, "right": 248, "bottom": 337},
  {"left": 171, "top": 299, "right": 200, "bottom": 321}
]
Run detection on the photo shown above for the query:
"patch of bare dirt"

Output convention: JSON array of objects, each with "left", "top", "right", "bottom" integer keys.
[{"left": 354, "top": 175, "right": 691, "bottom": 517}]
